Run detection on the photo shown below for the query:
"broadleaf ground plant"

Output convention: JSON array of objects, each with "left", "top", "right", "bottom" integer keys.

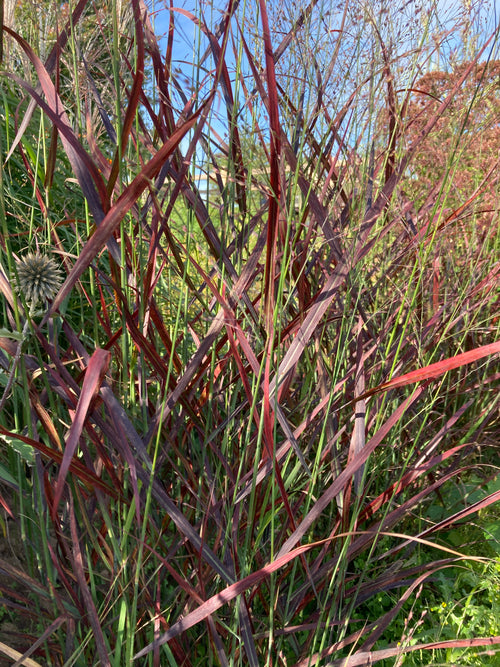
[{"left": 0, "top": 0, "right": 498, "bottom": 664}]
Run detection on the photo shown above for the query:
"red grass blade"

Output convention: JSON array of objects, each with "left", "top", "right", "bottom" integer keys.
[
  {"left": 321, "top": 636, "right": 500, "bottom": 666},
  {"left": 44, "top": 98, "right": 212, "bottom": 322},
  {"left": 3, "top": 0, "right": 90, "bottom": 163},
  {"left": 10, "top": 616, "right": 67, "bottom": 667},
  {"left": 358, "top": 341, "right": 500, "bottom": 401},
  {"left": 106, "top": 0, "right": 145, "bottom": 195},
  {"left": 133, "top": 540, "right": 324, "bottom": 659},
  {"left": 4, "top": 27, "right": 108, "bottom": 213},
  {"left": 0, "top": 424, "right": 115, "bottom": 496},
  {"left": 258, "top": 0, "right": 282, "bottom": 331},
  {"left": 276, "top": 386, "right": 425, "bottom": 558},
  {"left": 416, "top": 487, "right": 500, "bottom": 540},
  {"left": 52, "top": 349, "right": 111, "bottom": 515}
]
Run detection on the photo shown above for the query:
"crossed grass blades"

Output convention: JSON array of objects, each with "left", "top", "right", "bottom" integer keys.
[{"left": 0, "top": 0, "right": 498, "bottom": 665}]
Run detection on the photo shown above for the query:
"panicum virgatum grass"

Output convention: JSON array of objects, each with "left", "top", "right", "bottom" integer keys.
[{"left": 0, "top": 1, "right": 498, "bottom": 665}]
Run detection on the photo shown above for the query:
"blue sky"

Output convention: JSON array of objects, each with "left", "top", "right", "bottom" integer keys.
[{"left": 143, "top": 0, "right": 499, "bottom": 162}]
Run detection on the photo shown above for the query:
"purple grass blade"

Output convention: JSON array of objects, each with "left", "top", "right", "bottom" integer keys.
[{"left": 68, "top": 497, "right": 111, "bottom": 667}]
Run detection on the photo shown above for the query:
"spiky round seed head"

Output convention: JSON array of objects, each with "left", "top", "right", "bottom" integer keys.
[{"left": 15, "top": 253, "right": 63, "bottom": 305}]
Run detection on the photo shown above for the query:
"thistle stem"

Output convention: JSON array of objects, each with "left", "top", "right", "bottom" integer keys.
[{"left": 0, "top": 307, "right": 34, "bottom": 414}]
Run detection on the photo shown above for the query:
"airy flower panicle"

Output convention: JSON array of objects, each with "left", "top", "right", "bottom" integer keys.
[{"left": 15, "top": 252, "right": 63, "bottom": 306}]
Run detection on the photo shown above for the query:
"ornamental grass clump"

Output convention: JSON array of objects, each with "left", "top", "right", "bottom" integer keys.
[
  {"left": 0, "top": 0, "right": 498, "bottom": 665},
  {"left": 15, "top": 252, "right": 62, "bottom": 307}
]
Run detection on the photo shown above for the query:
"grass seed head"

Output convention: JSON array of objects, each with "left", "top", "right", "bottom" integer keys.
[{"left": 15, "top": 252, "right": 63, "bottom": 306}]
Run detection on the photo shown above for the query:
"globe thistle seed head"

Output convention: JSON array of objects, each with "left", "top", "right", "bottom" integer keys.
[{"left": 15, "top": 253, "right": 63, "bottom": 306}]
